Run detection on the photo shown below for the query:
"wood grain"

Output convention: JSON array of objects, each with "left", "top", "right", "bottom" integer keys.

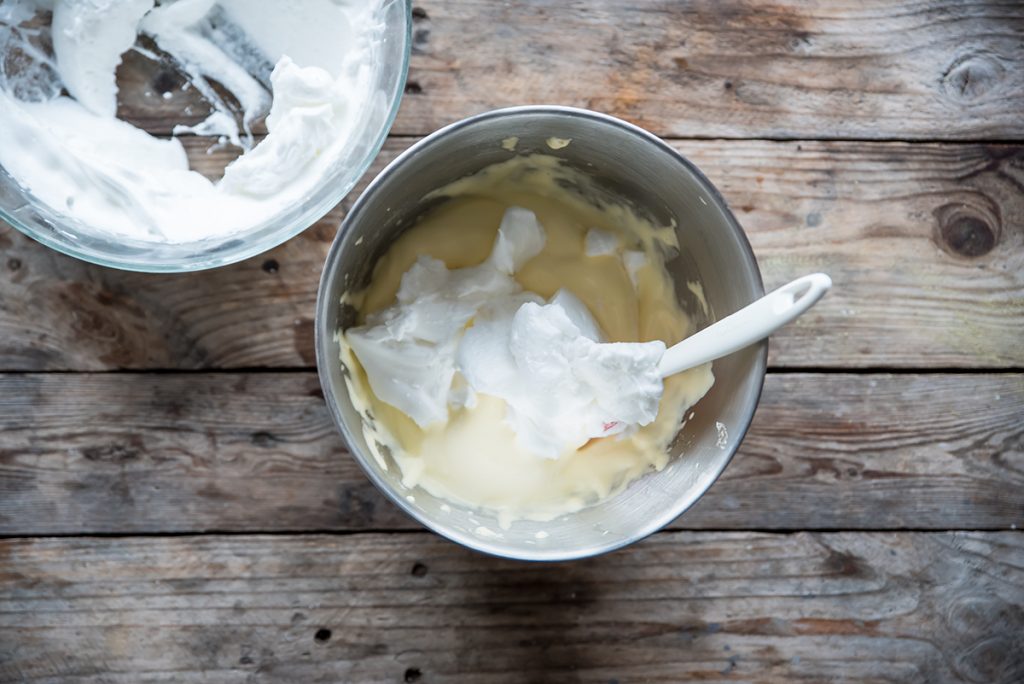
[
  {"left": 2, "top": 139, "right": 1022, "bottom": 371},
  {"left": 113, "top": 0, "right": 1024, "bottom": 141},
  {"left": 1, "top": 531, "right": 1022, "bottom": 683},
  {"left": 1, "top": 4, "right": 1019, "bottom": 679},
  {"left": 1, "top": 372, "right": 1020, "bottom": 535}
]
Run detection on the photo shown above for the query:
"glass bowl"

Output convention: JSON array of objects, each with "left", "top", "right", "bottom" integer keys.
[{"left": 0, "top": 0, "right": 411, "bottom": 272}]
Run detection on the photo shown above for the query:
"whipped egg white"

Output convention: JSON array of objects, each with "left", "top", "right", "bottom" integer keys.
[{"left": 348, "top": 206, "right": 667, "bottom": 458}]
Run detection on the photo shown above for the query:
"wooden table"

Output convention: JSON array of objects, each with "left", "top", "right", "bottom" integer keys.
[{"left": 2, "top": 1, "right": 1023, "bottom": 681}]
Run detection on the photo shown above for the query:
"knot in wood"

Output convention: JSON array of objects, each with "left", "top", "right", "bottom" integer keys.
[
  {"left": 151, "top": 69, "right": 185, "bottom": 95},
  {"left": 941, "top": 53, "right": 1006, "bottom": 101},
  {"left": 250, "top": 431, "right": 277, "bottom": 447},
  {"left": 935, "top": 204, "right": 998, "bottom": 258},
  {"left": 944, "top": 595, "right": 1024, "bottom": 683}
]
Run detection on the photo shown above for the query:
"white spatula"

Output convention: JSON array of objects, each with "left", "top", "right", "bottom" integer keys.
[{"left": 658, "top": 273, "right": 832, "bottom": 378}]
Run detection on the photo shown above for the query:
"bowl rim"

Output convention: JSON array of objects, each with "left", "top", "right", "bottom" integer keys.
[
  {"left": 0, "top": 0, "right": 413, "bottom": 273},
  {"left": 316, "top": 105, "right": 768, "bottom": 561}
]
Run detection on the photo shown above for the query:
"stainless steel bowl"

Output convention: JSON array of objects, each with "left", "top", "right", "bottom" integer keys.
[{"left": 315, "top": 106, "right": 766, "bottom": 560}]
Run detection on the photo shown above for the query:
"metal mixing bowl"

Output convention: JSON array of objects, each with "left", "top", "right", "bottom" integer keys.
[{"left": 315, "top": 106, "right": 766, "bottom": 560}]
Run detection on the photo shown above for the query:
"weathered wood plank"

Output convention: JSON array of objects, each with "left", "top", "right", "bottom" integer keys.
[
  {"left": 2, "top": 139, "right": 1022, "bottom": 371},
  {"left": 1, "top": 531, "right": 1021, "bottom": 683},
  {"left": 675, "top": 141, "right": 1024, "bottom": 368},
  {"left": 0, "top": 373, "right": 1020, "bottom": 535},
  {"left": 114, "top": 0, "right": 1024, "bottom": 141}
]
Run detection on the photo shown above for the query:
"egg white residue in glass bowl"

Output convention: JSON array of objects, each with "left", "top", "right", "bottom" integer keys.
[{"left": 0, "top": 0, "right": 410, "bottom": 270}]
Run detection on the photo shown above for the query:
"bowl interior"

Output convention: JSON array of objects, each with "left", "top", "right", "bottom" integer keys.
[
  {"left": 317, "top": 107, "right": 766, "bottom": 560},
  {"left": 0, "top": 0, "right": 410, "bottom": 272}
]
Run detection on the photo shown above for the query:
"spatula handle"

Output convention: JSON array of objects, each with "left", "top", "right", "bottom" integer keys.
[{"left": 658, "top": 273, "right": 832, "bottom": 378}]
